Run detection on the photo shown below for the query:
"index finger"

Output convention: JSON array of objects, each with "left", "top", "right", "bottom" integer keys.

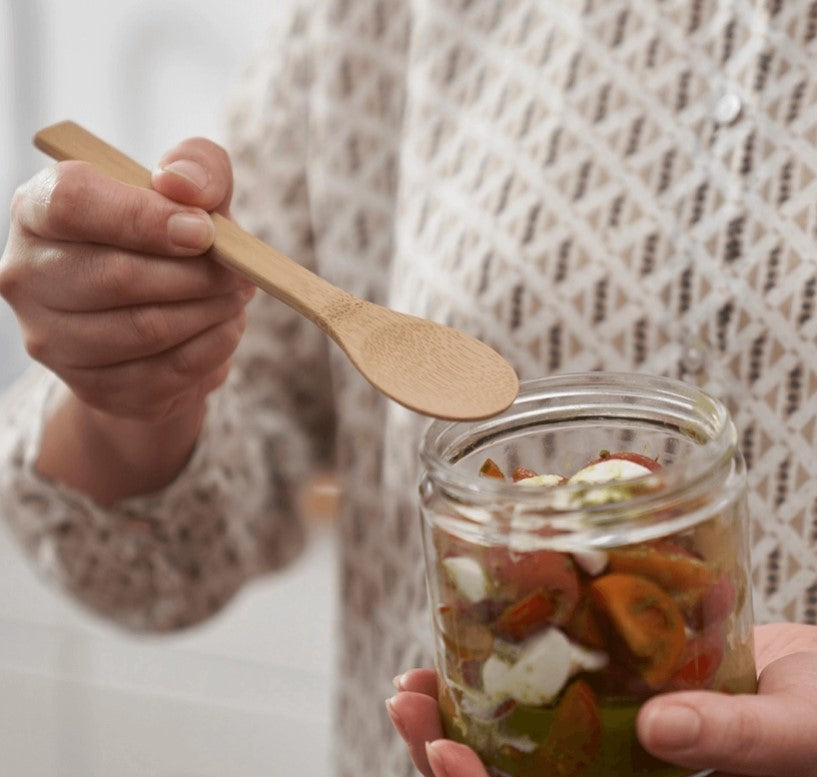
[
  {"left": 386, "top": 691, "right": 444, "bottom": 777},
  {"left": 394, "top": 669, "right": 439, "bottom": 697},
  {"left": 426, "top": 741, "right": 491, "bottom": 777},
  {"left": 15, "top": 161, "right": 214, "bottom": 256}
]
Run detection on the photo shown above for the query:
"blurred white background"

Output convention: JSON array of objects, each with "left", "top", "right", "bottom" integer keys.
[{"left": 0, "top": 2, "right": 337, "bottom": 775}]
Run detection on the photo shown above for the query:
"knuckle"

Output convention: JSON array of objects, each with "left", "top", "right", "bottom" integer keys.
[
  {"left": 9, "top": 183, "right": 29, "bottom": 226},
  {"left": 204, "top": 361, "right": 232, "bottom": 392},
  {"left": 10, "top": 168, "right": 58, "bottom": 230},
  {"left": 167, "top": 341, "right": 196, "bottom": 379},
  {"left": 164, "top": 316, "right": 241, "bottom": 383},
  {"left": 128, "top": 305, "right": 171, "bottom": 349},
  {"left": 0, "top": 254, "right": 20, "bottom": 301},
  {"left": 124, "top": 194, "right": 150, "bottom": 242},
  {"left": 723, "top": 707, "right": 763, "bottom": 762},
  {"left": 46, "top": 163, "right": 91, "bottom": 234},
  {"left": 2, "top": 192, "right": 40, "bottom": 301},
  {"left": 23, "top": 331, "right": 49, "bottom": 362},
  {"left": 157, "top": 392, "right": 195, "bottom": 422},
  {"left": 216, "top": 313, "right": 245, "bottom": 355},
  {"left": 93, "top": 251, "right": 137, "bottom": 298},
  {"left": 233, "top": 307, "right": 248, "bottom": 335}
]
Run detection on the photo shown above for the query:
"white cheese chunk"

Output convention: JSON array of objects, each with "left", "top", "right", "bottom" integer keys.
[
  {"left": 563, "top": 459, "right": 655, "bottom": 507},
  {"left": 441, "top": 556, "right": 488, "bottom": 603},
  {"left": 482, "top": 628, "right": 571, "bottom": 705},
  {"left": 568, "top": 641, "right": 609, "bottom": 674},
  {"left": 571, "top": 549, "right": 608, "bottom": 576},
  {"left": 569, "top": 458, "right": 653, "bottom": 484},
  {"left": 482, "top": 629, "right": 609, "bottom": 706},
  {"left": 481, "top": 654, "right": 515, "bottom": 701}
]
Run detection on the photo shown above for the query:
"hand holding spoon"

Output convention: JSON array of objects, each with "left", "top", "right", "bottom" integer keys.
[{"left": 33, "top": 121, "right": 518, "bottom": 420}]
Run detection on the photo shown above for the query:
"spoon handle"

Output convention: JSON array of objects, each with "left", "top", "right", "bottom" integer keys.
[{"left": 33, "top": 120, "right": 350, "bottom": 331}]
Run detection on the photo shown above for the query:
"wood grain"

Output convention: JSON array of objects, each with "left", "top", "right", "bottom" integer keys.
[{"left": 34, "top": 120, "right": 519, "bottom": 420}]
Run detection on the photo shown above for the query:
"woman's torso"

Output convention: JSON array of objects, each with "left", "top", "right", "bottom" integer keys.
[{"left": 297, "top": 1, "right": 817, "bottom": 773}]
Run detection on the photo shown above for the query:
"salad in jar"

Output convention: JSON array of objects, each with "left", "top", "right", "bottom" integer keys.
[{"left": 425, "top": 450, "right": 756, "bottom": 777}]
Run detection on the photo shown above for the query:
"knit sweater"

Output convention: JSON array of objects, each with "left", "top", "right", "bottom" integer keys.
[{"left": 3, "top": 2, "right": 817, "bottom": 775}]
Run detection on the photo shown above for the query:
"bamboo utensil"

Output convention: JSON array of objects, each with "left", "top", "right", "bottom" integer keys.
[{"left": 34, "top": 121, "right": 518, "bottom": 420}]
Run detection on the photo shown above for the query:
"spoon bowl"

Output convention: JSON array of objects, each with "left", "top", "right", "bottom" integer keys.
[{"left": 33, "top": 121, "right": 519, "bottom": 420}]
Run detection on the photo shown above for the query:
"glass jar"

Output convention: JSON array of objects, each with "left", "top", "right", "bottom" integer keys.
[{"left": 419, "top": 373, "right": 756, "bottom": 777}]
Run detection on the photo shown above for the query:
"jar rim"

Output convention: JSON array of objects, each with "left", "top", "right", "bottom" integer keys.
[{"left": 420, "top": 372, "right": 737, "bottom": 515}]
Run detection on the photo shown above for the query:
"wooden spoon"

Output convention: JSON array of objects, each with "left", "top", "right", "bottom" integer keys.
[{"left": 33, "top": 121, "right": 519, "bottom": 420}]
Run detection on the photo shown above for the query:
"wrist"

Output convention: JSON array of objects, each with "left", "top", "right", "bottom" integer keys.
[{"left": 37, "top": 392, "right": 207, "bottom": 505}]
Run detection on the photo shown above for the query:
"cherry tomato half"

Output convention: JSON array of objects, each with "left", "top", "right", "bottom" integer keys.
[
  {"left": 589, "top": 573, "right": 686, "bottom": 688},
  {"left": 565, "top": 591, "right": 607, "bottom": 650},
  {"left": 667, "top": 627, "right": 725, "bottom": 690},
  {"left": 607, "top": 540, "right": 714, "bottom": 616},
  {"left": 524, "top": 680, "right": 603, "bottom": 777},
  {"left": 485, "top": 548, "right": 580, "bottom": 625},
  {"left": 438, "top": 604, "right": 494, "bottom": 661},
  {"left": 494, "top": 589, "right": 557, "bottom": 641}
]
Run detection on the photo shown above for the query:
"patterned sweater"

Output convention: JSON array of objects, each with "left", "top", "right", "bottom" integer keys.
[{"left": 3, "top": 2, "right": 817, "bottom": 775}]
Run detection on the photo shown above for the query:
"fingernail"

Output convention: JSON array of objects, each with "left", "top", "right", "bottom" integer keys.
[
  {"left": 425, "top": 741, "right": 449, "bottom": 777},
  {"left": 161, "top": 159, "right": 210, "bottom": 191},
  {"left": 240, "top": 284, "right": 256, "bottom": 302},
  {"left": 385, "top": 698, "right": 407, "bottom": 740},
  {"left": 168, "top": 212, "right": 214, "bottom": 249},
  {"left": 642, "top": 704, "right": 701, "bottom": 750},
  {"left": 393, "top": 673, "right": 407, "bottom": 690}
]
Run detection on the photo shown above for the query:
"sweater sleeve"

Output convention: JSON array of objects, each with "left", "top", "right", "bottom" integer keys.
[{"left": 0, "top": 4, "right": 335, "bottom": 632}]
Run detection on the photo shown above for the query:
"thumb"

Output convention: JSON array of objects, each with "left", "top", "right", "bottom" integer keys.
[
  {"left": 425, "top": 741, "right": 490, "bottom": 777},
  {"left": 152, "top": 137, "right": 234, "bottom": 215},
  {"left": 637, "top": 653, "right": 817, "bottom": 776}
]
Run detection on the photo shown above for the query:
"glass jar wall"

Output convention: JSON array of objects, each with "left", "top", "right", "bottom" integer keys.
[{"left": 419, "top": 373, "right": 756, "bottom": 777}]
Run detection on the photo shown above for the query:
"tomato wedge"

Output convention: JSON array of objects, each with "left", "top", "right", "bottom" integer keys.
[
  {"left": 667, "top": 627, "right": 725, "bottom": 690},
  {"left": 589, "top": 573, "right": 685, "bottom": 688},
  {"left": 607, "top": 540, "right": 714, "bottom": 612},
  {"left": 437, "top": 604, "right": 494, "bottom": 661},
  {"left": 522, "top": 680, "right": 602, "bottom": 777},
  {"left": 494, "top": 589, "right": 556, "bottom": 641},
  {"left": 565, "top": 592, "right": 607, "bottom": 650},
  {"left": 512, "top": 466, "right": 539, "bottom": 481},
  {"left": 479, "top": 458, "right": 506, "bottom": 479},
  {"left": 485, "top": 548, "right": 580, "bottom": 625},
  {"left": 691, "top": 573, "right": 737, "bottom": 629}
]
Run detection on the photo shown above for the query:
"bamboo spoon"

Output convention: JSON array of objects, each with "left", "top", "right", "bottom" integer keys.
[{"left": 33, "top": 121, "right": 519, "bottom": 420}]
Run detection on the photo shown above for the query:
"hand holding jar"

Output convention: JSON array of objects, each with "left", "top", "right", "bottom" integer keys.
[
  {"left": 388, "top": 623, "right": 817, "bottom": 777},
  {"left": 385, "top": 373, "right": 812, "bottom": 777}
]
